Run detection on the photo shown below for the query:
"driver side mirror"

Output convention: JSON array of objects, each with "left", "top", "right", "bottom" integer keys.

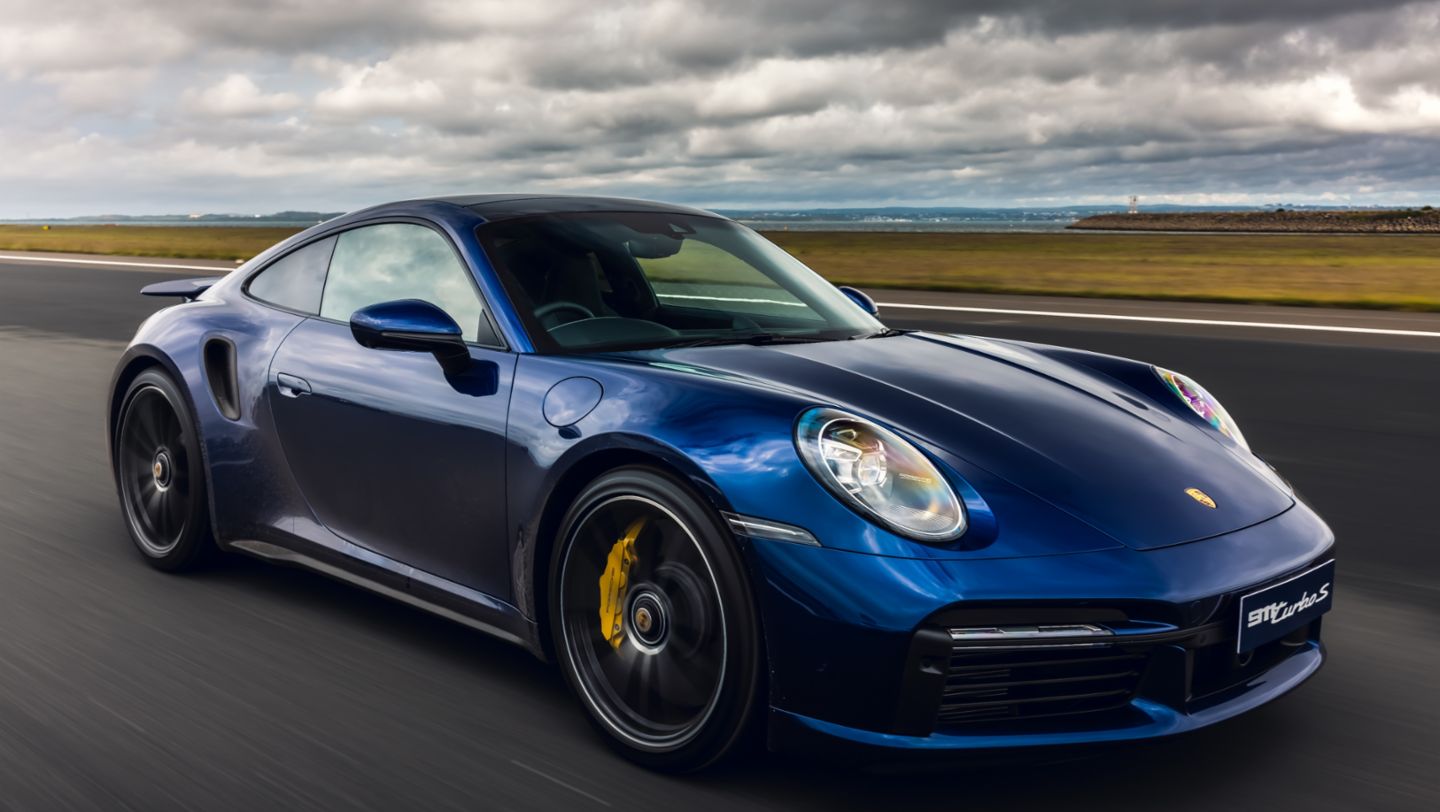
[
  {"left": 837, "top": 285, "right": 879, "bottom": 317},
  {"left": 350, "top": 299, "right": 471, "bottom": 376}
]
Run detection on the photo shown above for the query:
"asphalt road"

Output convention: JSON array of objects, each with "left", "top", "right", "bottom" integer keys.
[{"left": 0, "top": 253, "right": 1437, "bottom": 811}]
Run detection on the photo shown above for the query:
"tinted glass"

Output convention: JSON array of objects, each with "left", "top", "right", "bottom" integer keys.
[
  {"left": 477, "top": 212, "right": 884, "bottom": 353},
  {"left": 320, "top": 223, "right": 489, "bottom": 343},
  {"left": 634, "top": 239, "right": 808, "bottom": 321},
  {"left": 247, "top": 236, "right": 334, "bottom": 313}
]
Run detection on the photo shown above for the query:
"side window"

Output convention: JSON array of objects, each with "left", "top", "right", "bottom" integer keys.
[
  {"left": 320, "top": 223, "right": 490, "bottom": 343},
  {"left": 246, "top": 236, "right": 335, "bottom": 314}
]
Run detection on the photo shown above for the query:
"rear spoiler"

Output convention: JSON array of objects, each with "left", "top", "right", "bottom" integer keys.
[{"left": 140, "top": 277, "right": 218, "bottom": 301}]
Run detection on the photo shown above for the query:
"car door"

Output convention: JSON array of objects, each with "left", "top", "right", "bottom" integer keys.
[{"left": 267, "top": 221, "right": 516, "bottom": 596}]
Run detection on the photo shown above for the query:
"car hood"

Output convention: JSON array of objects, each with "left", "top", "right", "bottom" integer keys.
[{"left": 631, "top": 333, "right": 1293, "bottom": 550}]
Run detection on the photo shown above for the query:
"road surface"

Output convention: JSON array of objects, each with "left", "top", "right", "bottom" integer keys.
[{"left": 0, "top": 251, "right": 1435, "bottom": 810}]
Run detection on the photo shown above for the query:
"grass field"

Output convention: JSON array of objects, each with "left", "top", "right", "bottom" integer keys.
[
  {"left": 0, "top": 225, "right": 296, "bottom": 261},
  {"left": 3, "top": 224, "right": 1439, "bottom": 311},
  {"left": 768, "top": 231, "right": 1440, "bottom": 311}
]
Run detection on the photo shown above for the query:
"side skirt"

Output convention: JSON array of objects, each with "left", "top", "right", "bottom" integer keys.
[{"left": 227, "top": 538, "right": 545, "bottom": 657}]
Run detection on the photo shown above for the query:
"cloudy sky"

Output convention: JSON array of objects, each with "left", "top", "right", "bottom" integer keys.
[{"left": 2, "top": 0, "right": 1439, "bottom": 216}]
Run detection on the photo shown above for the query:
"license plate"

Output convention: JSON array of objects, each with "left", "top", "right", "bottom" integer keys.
[{"left": 1237, "top": 560, "right": 1334, "bottom": 653}]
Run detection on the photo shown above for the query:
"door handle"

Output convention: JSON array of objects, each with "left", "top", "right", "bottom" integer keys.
[{"left": 276, "top": 372, "right": 311, "bottom": 398}]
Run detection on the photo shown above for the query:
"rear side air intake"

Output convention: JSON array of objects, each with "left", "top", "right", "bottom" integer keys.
[{"left": 203, "top": 337, "right": 240, "bottom": 420}]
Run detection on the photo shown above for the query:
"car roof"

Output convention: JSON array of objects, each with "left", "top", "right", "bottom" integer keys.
[{"left": 357, "top": 194, "right": 724, "bottom": 223}]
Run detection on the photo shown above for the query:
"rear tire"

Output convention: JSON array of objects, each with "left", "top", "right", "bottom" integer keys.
[
  {"left": 113, "top": 369, "right": 216, "bottom": 572},
  {"left": 549, "top": 467, "right": 762, "bottom": 771}
]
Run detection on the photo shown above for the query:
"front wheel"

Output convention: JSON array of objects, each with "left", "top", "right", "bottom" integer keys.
[{"left": 550, "top": 467, "right": 762, "bottom": 771}]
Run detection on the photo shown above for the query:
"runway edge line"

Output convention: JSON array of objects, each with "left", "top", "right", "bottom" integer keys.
[{"left": 877, "top": 301, "right": 1440, "bottom": 339}]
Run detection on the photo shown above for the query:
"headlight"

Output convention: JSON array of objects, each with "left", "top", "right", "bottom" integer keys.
[
  {"left": 1155, "top": 367, "right": 1249, "bottom": 451},
  {"left": 795, "top": 407, "right": 966, "bottom": 541}
]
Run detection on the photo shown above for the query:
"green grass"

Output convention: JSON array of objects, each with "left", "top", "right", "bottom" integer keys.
[
  {"left": 0, "top": 225, "right": 298, "bottom": 261},
  {"left": 764, "top": 231, "right": 1440, "bottom": 312},
  {"left": 4, "top": 224, "right": 1440, "bottom": 312}
]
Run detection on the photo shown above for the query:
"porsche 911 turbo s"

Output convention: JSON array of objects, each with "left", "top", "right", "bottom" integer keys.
[{"left": 108, "top": 195, "right": 1334, "bottom": 771}]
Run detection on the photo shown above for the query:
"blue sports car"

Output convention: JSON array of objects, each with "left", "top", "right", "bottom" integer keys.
[{"left": 108, "top": 195, "right": 1334, "bottom": 771}]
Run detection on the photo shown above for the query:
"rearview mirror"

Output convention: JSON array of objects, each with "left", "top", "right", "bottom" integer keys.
[
  {"left": 837, "top": 285, "right": 879, "bottom": 317},
  {"left": 625, "top": 234, "right": 684, "bottom": 259},
  {"left": 350, "top": 299, "right": 471, "bottom": 375}
]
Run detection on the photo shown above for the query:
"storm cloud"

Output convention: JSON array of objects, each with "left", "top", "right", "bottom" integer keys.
[{"left": 1, "top": 0, "right": 1438, "bottom": 215}]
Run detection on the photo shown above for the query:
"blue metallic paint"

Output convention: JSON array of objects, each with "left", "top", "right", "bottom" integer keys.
[
  {"left": 109, "top": 195, "right": 1333, "bottom": 756},
  {"left": 747, "top": 498, "right": 1330, "bottom": 733},
  {"left": 349, "top": 299, "right": 476, "bottom": 376},
  {"left": 836, "top": 285, "right": 879, "bottom": 316},
  {"left": 349, "top": 297, "right": 463, "bottom": 340},
  {"left": 140, "top": 276, "right": 216, "bottom": 300},
  {"left": 269, "top": 318, "right": 515, "bottom": 589},
  {"left": 542, "top": 377, "right": 604, "bottom": 427}
]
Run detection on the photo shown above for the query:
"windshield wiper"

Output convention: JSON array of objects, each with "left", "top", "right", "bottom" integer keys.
[
  {"left": 665, "top": 333, "right": 837, "bottom": 348},
  {"left": 851, "top": 328, "right": 909, "bottom": 340}
]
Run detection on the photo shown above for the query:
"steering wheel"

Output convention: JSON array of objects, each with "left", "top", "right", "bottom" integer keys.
[{"left": 534, "top": 300, "right": 596, "bottom": 329}]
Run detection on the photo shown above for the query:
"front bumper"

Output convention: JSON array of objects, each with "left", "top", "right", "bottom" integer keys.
[
  {"left": 771, "top": 641, "right": 1323, "bottom": 754},
  {"left": 743, "top": 501, "right": 1334, "bottom": 754}
]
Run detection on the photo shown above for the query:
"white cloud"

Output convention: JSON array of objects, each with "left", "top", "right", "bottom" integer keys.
[
  {"left": 187, "top": 74, "right": 301, "bottom": 118},
  {"left": 1, "top": 0, "right": 1439, "bottom": 216}
]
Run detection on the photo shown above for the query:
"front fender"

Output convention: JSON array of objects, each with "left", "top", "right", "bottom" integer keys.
[{"left": 504, "top": 354, "right": 788, "bottom": 624}]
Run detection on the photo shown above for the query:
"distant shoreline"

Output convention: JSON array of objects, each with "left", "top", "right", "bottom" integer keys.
[{"left": 1070, "top": 209, "right": 1440, "bottom": 233}]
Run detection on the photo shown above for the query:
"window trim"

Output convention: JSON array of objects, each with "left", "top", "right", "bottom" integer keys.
[{"left": 242, "top": 216, "right": 509, "bottom": 351}]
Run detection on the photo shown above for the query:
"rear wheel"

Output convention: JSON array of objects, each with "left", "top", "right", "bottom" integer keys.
[
  {"left": 114, "top": 369, "right": 215, "bottom": 572},
  {"left": 550, "top": 467, "right": 762, "bottom": 771}
]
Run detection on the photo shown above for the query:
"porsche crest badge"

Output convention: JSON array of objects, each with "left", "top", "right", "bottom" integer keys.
[{"left": 1185, "top": 488, "right": 1217, "bottom": 509}]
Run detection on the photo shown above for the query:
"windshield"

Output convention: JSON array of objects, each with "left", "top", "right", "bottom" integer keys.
[{"left": 476, "top": 212, "right": 886, "bottom": 353}]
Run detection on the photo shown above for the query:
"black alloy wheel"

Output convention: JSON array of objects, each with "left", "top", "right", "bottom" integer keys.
[{"left": 551, "top": 467, "right": 762, "bottom": 771}]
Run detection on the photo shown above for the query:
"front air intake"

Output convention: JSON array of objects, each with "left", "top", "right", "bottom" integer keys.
[{"left": 937, "top": 646, "right": 1148, "bottom": 726}]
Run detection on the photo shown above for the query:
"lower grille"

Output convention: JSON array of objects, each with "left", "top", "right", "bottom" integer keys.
[{"left": 938, "top": 647, "right": 1147, "bottom": 725}]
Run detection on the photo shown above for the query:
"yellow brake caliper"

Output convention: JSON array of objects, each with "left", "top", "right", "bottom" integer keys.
[{"left": 598, "top": 518, "right": 645, "bottom": 649}]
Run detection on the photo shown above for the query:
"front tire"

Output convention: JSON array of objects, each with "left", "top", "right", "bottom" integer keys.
[
  {"left": 549, "top": 467, "right": 762, "bottom": 771},
  {"left": 113, "top": 368, "right": 215, "bottom": 572}
]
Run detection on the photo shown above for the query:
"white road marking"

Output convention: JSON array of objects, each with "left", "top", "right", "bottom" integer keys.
[
  {"left": 508, "top": 760, "right": 612, "bottom": 806},
  {"left": 877, "top": 301, "right": 1440, "bottom": 339},
  {"left": 0, "top": 254, "right": 233, "bottom": 272}
]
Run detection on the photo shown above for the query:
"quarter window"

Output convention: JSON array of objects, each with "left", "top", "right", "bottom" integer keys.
[
  {"left": 320, "top": 223, "right": 491, "bottom": 343},
  {"left": 246, "top": 236, "right": 335, "bottom": 314}
]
